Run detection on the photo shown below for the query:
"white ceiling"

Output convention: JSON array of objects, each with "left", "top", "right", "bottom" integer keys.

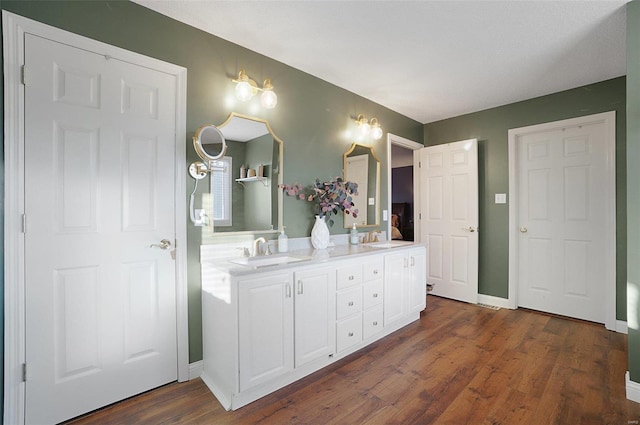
[{"left": 132, "top": 0, "right": 629, "bottom": 124}]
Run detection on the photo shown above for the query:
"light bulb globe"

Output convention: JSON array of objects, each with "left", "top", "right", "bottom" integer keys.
[
  {"left": 261, "top": 90, "right": 278, "bottom": 109},
  {"left": 235, "top": 81, "right": 253, "bottom": 102},
  {"left": 372, "top": 126, "right": 383, "bottom": 140}
]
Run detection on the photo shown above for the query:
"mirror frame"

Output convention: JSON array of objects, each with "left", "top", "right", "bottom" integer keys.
[
  {"left": 192, "top": 124, "right": 227, "bottom": 163},
  {"left": 343, "top": 143, "right": 381, "bottom": 229},
  {"left": 212, "top": 112, "right": 284, "bottom": 235}
]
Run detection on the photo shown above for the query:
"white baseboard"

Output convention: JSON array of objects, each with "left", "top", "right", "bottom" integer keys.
[
  {"left": 627, "top": 372, "right": 640, "bottom": 403},
  {"left": 477, "top": 294, "right": 512, "bottom": 309},
  {"left": 189, "top": 361, "right": 203, "bottom": 380},
  {"left": 616, "top": 320, "right": 628, "bottom": 334}
]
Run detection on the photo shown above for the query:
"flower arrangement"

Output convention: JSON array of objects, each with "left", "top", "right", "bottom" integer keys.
[{"left": 281, "top": 177, "right": 359, "bottom": 226}]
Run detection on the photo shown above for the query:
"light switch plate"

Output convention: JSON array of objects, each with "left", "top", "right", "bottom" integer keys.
[
  {"left": 495, "top": 193, "right": 507, "bottom": 204},
  {"left": 368, "top": 197, "right": 375, "bottom": 205},
  {"left": 383, "top": 210, "right": 388, "bottom": 221}
]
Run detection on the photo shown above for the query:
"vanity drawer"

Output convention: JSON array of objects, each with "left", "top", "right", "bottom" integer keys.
[
  {"left": 363, "top": 261, "right": 383, "bottom": 281},
  {"left": 336, "top": 265, "right": 362, "bottom": 290},
  {"left": 363, "top": 305, "right": 384, "bottom": 340},
  {"left": 336, "top": 286, "right": 363, "bottom": 320},
  {"left": 336, "top": 314, "right": 363, "bottom": 352},
  {"left": 363, "top": 278, "right": 383, "bottom": 309}
]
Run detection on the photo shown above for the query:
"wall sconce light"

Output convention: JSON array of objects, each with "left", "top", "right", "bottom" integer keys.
[
  {"left": 355, "top": 114, "right": 383, "bottom": 140},
  {"left": 232, "top": 69, "right": 278, "bottom": 109}
]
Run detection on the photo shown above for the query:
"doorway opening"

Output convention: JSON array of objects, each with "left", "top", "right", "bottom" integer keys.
[
  {"left": 386, "top": 134, "right": 423, "bottom": 243},
  {"left": 391, "top": 144, "right": 415, "bottom": 241}
]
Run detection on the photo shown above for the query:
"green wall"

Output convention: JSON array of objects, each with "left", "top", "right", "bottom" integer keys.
[
  {"left": 627, "top": 0, "right": 640, "bottom": 383},
  {"left": 0, "top": 1, "right": 423, "bottom": 363},
  {"left": 423, "top": 77, "right": 627, "bottom": 321}
]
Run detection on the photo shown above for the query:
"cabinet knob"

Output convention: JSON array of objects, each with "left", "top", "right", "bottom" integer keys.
[
  {"left": 373, "top": 293, "right": 378, "bottom": 298},
  {"left": 349, "top": 275, "right": 355, "bottom": 281},
  {"left": 373, "top": 270, "right": 378, "bottom": 275},
  {"left": 373, "top": 321, "right": 378, "bottom": 326},
  {"left": 348, "top": 332, "right": 354, "bottom": 337},
  {"left": 348, "top": 301, "right": 354, "bottom": 306}
]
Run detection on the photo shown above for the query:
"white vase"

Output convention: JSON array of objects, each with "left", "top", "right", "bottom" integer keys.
[{"left": 311, "top": 215, "right": 330, "bottom": 249}]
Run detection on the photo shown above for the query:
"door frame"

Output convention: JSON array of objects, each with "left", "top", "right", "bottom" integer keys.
[
  {"left": 386, "top": 133, "right": 423, "bottom": 241},
  {"left": 3, "top": 11, "right": 189, "bottom": 424},
  {"left": 507, "top": 111, "right": 616, "bottom": 330}
]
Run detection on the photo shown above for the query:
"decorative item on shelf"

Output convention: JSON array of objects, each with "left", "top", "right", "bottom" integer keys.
[
  {"left": 280, "top": 177, "right": 359, "bottom": 249},
  {"left": 355, "top": 114, "right": 383, "bottom": 140},
  {"left": 248, "top": 168, "right": 257, "bottom": 177},
  {"left": 240, "top": 164, "right": 247, "bottom": 179},
  {"left": 232, "top": 69, "right": 278, "bottom": 109}
]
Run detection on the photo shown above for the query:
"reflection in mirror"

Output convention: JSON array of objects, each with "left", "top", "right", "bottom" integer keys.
[
  {"left": 344, "top": 143, "right": 380, "bottom": 228},
  {"left": 209, "top": 113, "right": 283, "bottom": 234}
]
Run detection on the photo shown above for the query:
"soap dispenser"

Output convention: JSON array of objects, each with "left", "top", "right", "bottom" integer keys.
[
  {"left": 350, "top": 223, "right": 359, "bottom": 245},
  {"left": 278, "top": 228, "right": 289, "bottom": 253}
]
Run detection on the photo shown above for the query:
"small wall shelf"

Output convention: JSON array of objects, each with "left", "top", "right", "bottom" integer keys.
[{"left": 235, "top": 176, "right": 269, "bottom": 187}]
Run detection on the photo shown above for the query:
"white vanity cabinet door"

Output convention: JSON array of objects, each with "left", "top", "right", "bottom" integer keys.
[
  {"left": 294, "top": 268, "right": 336, "bottom": 368},
  {"left": 383, "top": 248, "right": 427, "bottom": 326},
  {"left": 408, "top": 248, "right": 427, "bottom": 314},
  {"left": 383, "top": 251, "right": 409, "bottom": 325},
  {"left": 238, "top": 273, "right": 294, "bottom": 391}
]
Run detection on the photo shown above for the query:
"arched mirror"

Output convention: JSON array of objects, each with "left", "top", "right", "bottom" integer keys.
[
  {"left": 207, "top": 112, "right": 283, "bottom": 234},
  {"left": 193, "top": 124, "right": 227, "bottom": 162},
  {"left": 343, "top": 143, "right": 380, "bottom": 229}
]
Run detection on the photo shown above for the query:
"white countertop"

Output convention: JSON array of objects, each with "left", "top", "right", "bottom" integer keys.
[{"left": 203, "top": 240, "right": 425, "bottom": 276}]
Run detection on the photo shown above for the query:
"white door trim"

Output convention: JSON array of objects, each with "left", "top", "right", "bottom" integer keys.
[
  {"left": 507, "top": 111, "right": 616, "bottom": 330},
  {"left": 3, "top": 11, "right": 189, "bottom": 424},
  {"left": 386, "top": 133, "right": 423, "bottom": 241}
]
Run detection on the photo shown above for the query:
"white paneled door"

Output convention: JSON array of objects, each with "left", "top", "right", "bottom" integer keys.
[
  {"left": 419, "top": 140, "right": 479, "bottom": 304},
  {"left": 24, "top": 34, "right": 178, "bottom": 424},
  {"left": 515, "top": 118, "right": 610, "bottom": 323}
]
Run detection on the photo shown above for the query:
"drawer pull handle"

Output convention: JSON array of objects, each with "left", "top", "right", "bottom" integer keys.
[
  {"left": 373, "top": 293, "right": 378, "bottom": 298},
  {"left": 373, "top": 270, "right": 378, "bottom": 274},
  {"left": 348, "top": 332, "right": 354, "bottom": 337},
  {"left": 349, "top": 275, "right": 355, "bottom": 280},
  {"left": 373, "top": 321, "right": 378, "bottom": 326},
  {"left": 348, "top": 301, "right": 354, "bottom": 306}
]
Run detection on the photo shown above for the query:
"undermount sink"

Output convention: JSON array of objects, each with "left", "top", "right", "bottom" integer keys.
[
  {"left": 228, "top": 254, "right": 312, "bottom": 268},
  {"left": 365, "top": 241, "right": 413, "bottom": 249}
]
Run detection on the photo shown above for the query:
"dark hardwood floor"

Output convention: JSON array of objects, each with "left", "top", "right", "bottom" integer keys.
[{"left": 67, "top": 296, "right": 640, "bottom": 424}]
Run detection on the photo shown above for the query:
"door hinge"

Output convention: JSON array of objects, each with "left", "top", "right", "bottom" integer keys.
[
  {"left": 22, "top": 363, "right": 27, "bottom": 382},
  {"left": 21, "top": 214, "right": 27, "bottom": 233},
  {"left": 419, "top": 161, "right": 422, "bottom": 168},
  {"left": 21, "top": 65, "right": 26, "bottom": 86}
]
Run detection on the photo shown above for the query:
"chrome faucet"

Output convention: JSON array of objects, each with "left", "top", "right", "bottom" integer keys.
[{"left": 252, "top": 237, "right": 266, "bottom": 257}]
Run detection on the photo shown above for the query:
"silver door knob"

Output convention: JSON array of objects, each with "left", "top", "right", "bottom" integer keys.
[
  {"left": 519, "top": 227, "right": 528, "bottom": 233},
  {"left": 463, "top": 226, "right": 476, "bottom": 232},
  {"left": 150, "top": 239, "right": 172, "bottom": 250}
]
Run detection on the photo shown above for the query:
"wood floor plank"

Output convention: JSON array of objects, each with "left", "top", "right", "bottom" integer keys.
[{"left": 66, "top": 296, "right": 640, "bottom": 425}]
